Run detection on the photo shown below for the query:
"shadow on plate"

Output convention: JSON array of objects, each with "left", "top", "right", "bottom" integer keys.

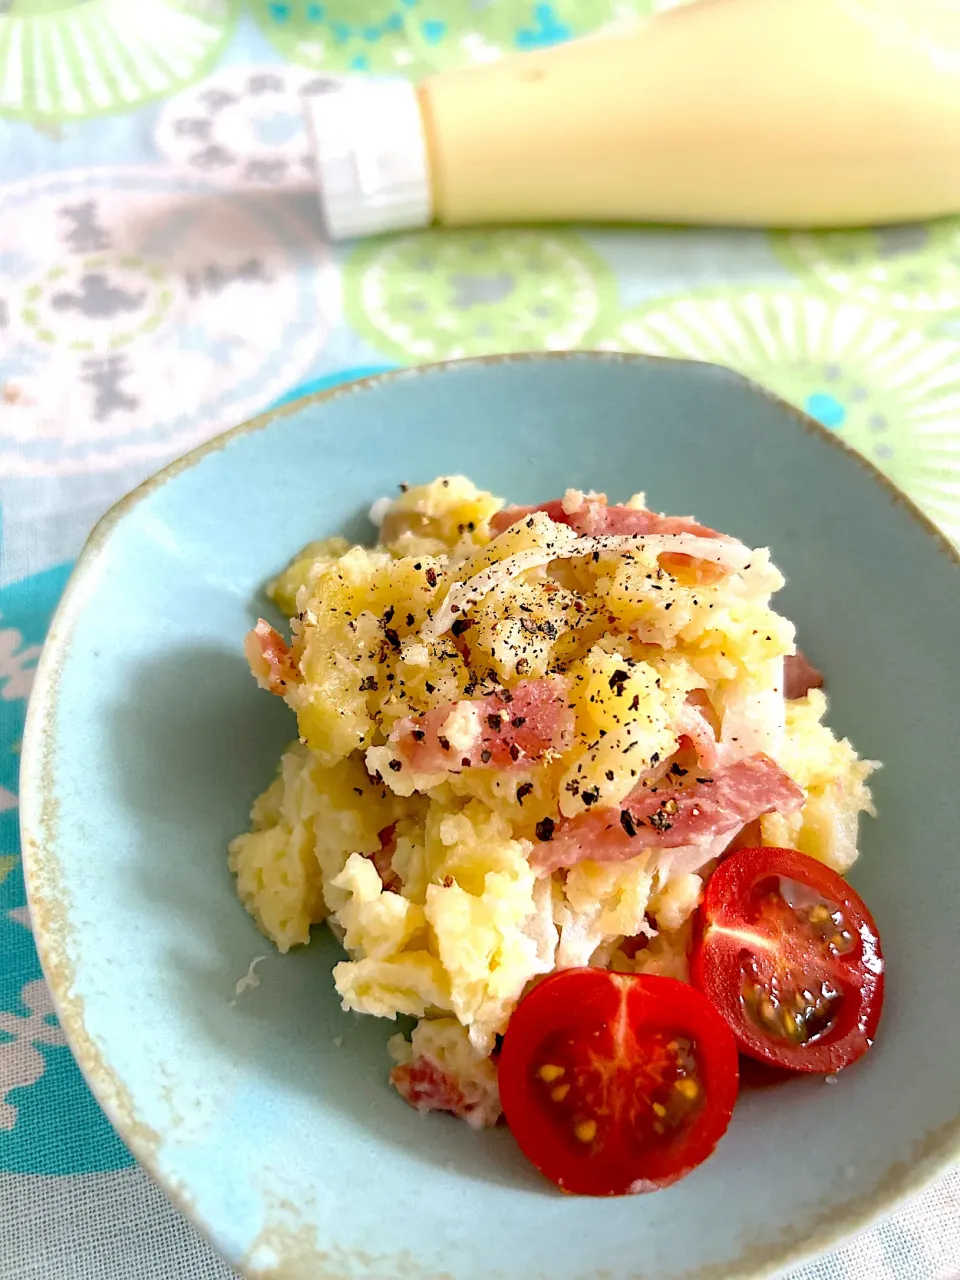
[{"left": 107, "top": 642, "right": 538, "bottom": 1192}]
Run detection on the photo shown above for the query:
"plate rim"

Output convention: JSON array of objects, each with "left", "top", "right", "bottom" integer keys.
[{"left": 18, "top": 350, "right": 960, "bottom": 1280}]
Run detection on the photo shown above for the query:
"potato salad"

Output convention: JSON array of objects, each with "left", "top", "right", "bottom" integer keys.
[{"left": 229, "top": 477, "right": 879, "bottom": 1190}]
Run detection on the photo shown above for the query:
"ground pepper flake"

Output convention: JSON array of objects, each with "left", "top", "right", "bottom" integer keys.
[
  {"left": 609, "top": 669, "right": 629, "bottom": 695},
  {"left": 536, "top": 817, "right": 556, "bottom": 842},
  {"left": 516, "top": 782, "right": 534, "bottom": 805},
  {"left": 425, "top": 568, "right": 438, "bottom": 587},
  {"left": 620, "top": 810, "right": 638, "bottom": 838}
]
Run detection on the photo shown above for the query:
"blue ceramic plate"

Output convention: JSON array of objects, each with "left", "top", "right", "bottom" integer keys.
[{"left": 20, "top": 354, "right": 960, "bottom": 1280}]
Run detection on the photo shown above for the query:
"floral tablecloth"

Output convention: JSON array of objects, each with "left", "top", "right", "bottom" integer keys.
[{"left": 1, "top": 3, "right": 959, "bottom": 1278}]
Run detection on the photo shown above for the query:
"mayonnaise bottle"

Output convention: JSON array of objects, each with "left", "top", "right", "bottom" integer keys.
[{"left": 305, "top": 0, "right": 960, "bottom": 239}]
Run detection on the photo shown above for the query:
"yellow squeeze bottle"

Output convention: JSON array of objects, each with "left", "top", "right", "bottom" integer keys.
[{"left": 305, "top": 0, "right": 960, "bottom": 239}]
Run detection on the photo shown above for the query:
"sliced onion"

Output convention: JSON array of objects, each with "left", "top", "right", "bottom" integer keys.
[{"left": 425, "top": 531, "right": 755, "bottom": 639}]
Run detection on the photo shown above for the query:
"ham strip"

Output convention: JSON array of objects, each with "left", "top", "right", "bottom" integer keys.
[
  {"left": 391, "top": 1055, "right": 501, "bottom": 1128},
  {"left": 490, "top": 499, "right": 571, "bottom": 536},
  {"left": 784, "top": 650, "right": 825, "bottom": 700},
  {"left": 244, "top": 619, "right": 298, "bottom": 696},
  {"left": 369, "top": 824, "right": 401, "bottom": 892},
  {"left": 394, "top": 676, "right": 573, "bottom": 773},
  {"left": 531, "top": 754, "right": 803, "bottom": 874},
  {"left": 677, "top": 691, "right": 721, "bottom": 769},
  {"left": 490, "top": 498, "right": 723, "bottom": 542},
  {"left": 485, "top": 497, "right": 741, "bottom": 606}
]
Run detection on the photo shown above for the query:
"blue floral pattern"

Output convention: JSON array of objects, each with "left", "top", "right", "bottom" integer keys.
[{"left": 0, "top": 560, "right": 132, "bottom": 1174}]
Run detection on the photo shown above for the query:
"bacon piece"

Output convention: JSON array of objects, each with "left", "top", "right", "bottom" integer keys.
[
  {"left": 784, "top": 650, "right": 825, "bottom": 701},
  {"left": 244, "top": 619, "right": 298, "bottom": 696},
  {"left": 531, "top": 754, "right": 803, "bottom": 874},
  {"left": 394, "top": 677, "right": 573, "bottom": 774},
  {"left": 489, "top": 499, "right": 569, "bottom": 536},
  {"left": 676, "top": 691, "right": 721, "bottom": 769},
  {"left": 390, "top": 1057, "right": 499, "bottom": 1127},
  {"left": 391, "top": 1057, "right": 469, "bottom": 1118},
  {"left": 575, "top": 505, "right": 723, "bottom": 542},
  {"left": 491, "top": 497, "right": 723, "bottom": 542},
  {"left": 369, "top": 824, "right": 401, "bottom": 893},
  {"left": 490, "top": 498, "right": 732, "bottom": 587}
]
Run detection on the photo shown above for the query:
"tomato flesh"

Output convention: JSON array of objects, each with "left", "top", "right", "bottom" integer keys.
[
  {"left": 498, "top": 970, "right": 739, "bottom": 1196},
  {"left": 691, "top": 847, "right": 884, "bottom": 1074}
]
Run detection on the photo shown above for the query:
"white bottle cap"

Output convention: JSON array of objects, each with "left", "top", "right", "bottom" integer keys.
[{"left": 303, "top": 78, "right": 434, "bottom": 241}]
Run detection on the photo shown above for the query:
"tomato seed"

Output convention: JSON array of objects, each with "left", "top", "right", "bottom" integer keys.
[{"left": 538, "top": 1063, "right": 565, "bottom": 1083}]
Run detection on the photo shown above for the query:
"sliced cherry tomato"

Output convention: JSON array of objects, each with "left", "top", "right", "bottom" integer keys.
[
  {"left": 691, "top": 846, "right": 884, "bottom": 1074},
  {"left": 498, "top": 970, "right": 739, "bottom": 1196}
]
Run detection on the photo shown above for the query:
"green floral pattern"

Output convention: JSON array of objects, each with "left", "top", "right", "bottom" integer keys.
[
  {"left": 772, "top": 221, "right": 960, "bottom": 320},
  {"left": 345, "top": 227, "right": 617, "bottom": 360},
  {"left": 599, "top": 288, "right": 960, "bottom": 542},
  {"left": 250, "top": 0, "right": 665, "bottom": 76},
  {"left": 0, "top": 0, "right": 239, "bottom": 122}
]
